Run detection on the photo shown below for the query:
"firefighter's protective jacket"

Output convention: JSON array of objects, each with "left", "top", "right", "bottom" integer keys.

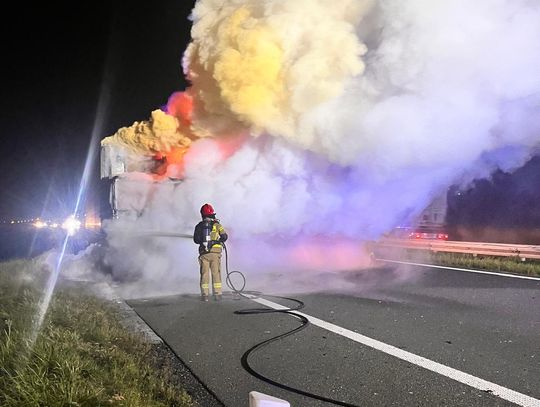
[{"left": 193, "top": 218, "right": 228, "bottom": 255}]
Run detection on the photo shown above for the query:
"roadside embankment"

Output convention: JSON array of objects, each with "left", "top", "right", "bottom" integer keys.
[{"left": 0, "top": 258, "right": 197, "bottom": 407}]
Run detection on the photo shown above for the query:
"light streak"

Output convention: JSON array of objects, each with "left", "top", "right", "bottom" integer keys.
[{"left": 28, "top": 37, "right": 112, "bottom": 349}]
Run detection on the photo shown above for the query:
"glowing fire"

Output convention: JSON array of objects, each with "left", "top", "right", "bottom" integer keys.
[
  {"left": 166, "top": 91, "right": 193, "bottom": 126},
  {"left": 153, "top": 146, "right": 189, "bottom": 177}
]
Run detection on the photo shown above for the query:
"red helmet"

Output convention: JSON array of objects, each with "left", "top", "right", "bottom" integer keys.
[{"left": 200, "top": 203, "right": 215, "bottom": 217}]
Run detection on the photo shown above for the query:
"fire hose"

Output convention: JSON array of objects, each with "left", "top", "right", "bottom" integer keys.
[{"left": 147, "top": 232, "right": 360, "bottom": 406}]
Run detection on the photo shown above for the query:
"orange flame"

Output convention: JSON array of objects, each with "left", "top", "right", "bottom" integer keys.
[
  {"left": 166, "top": 91, "right": 193, "bottom": 126},
  {"left": 165, "top": 147, "right": 189, "bottom": 165},
  {"left": 153, "top": 146, "right": 189, "bottom": 178}
]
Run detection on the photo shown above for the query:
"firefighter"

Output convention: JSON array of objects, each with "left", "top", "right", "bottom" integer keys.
[{"left": 193, "top": 203, "right": 228, "bottom": 301}]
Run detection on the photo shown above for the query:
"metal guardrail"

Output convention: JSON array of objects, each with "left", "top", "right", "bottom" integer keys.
[{"left": 374, "top": 239, "right": 540, "bottom": 260}]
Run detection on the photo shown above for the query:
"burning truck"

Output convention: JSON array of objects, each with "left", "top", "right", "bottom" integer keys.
[
  {"left": 98, "top": 0, "right": 376, "bottom": 229},
  {"left": 99, "top": 0, "right": 540, "bottom": 246},
  {"left": 100, "top": 110, "right": 186, "bottom": 220}
]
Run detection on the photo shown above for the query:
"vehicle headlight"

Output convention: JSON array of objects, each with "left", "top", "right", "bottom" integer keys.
[{"left": 62, "top": 216, "right": 81, "bottom": 236}]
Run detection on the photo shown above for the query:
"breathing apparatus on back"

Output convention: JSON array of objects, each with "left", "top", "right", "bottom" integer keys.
[{"left": 201, "top": 218, "right": 214, "bottom": 252}]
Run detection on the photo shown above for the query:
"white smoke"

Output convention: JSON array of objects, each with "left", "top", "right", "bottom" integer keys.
[{"left": 100, "top": 0, "right": 540, "bottom": 296}]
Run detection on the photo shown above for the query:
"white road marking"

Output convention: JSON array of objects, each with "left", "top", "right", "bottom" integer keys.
[
  {"left": 377, "top": 258, "right": 540, "bottom": 281},
  {"left": 250, "top": 296, "right": 540, "bottom": 407}
]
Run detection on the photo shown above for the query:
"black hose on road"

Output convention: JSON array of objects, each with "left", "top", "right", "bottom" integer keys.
[
  {"left": 222, "top": 243, "right": 361, "bottom": 407},
  {"left": 148, "top": 234, "right": 360, "bottom": 405}
]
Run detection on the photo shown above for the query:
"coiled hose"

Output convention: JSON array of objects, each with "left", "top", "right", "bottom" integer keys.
[{"left": 222, "top": 243, "right": 361, "bottom": 407}]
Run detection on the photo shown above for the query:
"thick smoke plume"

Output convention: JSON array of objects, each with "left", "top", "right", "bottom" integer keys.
[
  {"left": 99, "top": 0, "right": 540, "bottom": 297},
  {"left": 184, "top": 0, "right": 372, "bottom": 146}
]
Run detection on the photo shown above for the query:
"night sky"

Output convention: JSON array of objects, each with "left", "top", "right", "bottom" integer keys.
[
  {"left": 0, "top": 1, "right": 538, "bottom": 233},
  {"left": 0, "top": 0, "right": 196, "bottom": 220}
]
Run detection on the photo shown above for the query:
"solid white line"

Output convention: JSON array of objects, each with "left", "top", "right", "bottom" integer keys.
[
  {"left": 250, "top": 297, "right": 540, "bottom": 407},
  {"left": 377, "top": 258, "right": 540, "bottom": 281}
]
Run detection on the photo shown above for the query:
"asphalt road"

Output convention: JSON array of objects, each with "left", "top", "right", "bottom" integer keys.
[{"left": 127, "top": 262, "right": 540, "bottom": 406}]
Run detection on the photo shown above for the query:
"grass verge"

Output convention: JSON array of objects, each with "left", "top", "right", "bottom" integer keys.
[
  {"left": 0, "top": 258, "right": 195, "bottom": 407},
  {"left": 429, "top": 252, "right": 540, "bottom": 277}
]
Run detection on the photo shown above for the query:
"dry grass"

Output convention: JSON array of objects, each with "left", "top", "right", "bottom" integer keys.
[
  {"left": 429, "top": 252, "right": 540, "bottom": 276},
  {"left": 0, "top": 259, "right": 194, "bottom": 407}
]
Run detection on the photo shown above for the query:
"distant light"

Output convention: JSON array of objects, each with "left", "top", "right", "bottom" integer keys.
[
  {"left": 62, "top": 216, "right": 81, "bottom": 236},
  {"left": 33, "top": 220, "right": 47, "bottom": 229},
  {"left": 85, "top": 221, "right": 102, "bottom": 229},
  {"left": 50, "top": 223, "right": 59, "bottom": 228}
]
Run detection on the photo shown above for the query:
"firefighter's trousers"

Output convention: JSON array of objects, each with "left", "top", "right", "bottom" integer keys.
[{"left": 199, "top": 251, "right": 222, "bottom": 296}]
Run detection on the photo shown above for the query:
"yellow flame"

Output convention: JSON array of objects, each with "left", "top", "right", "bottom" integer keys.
[{"left": 213, "top": 7, "right": 284, "bottom": 126}]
